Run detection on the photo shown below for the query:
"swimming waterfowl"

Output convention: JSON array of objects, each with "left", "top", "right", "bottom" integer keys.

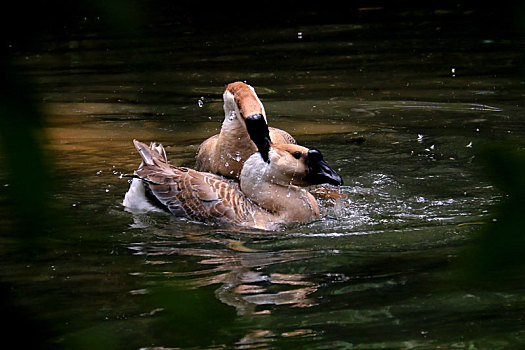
[
  {"left": 196, "top": 81, "right": 296, "bottom": 179},
  {"left": 124, "top": 136, "right": 342, "bottom": 230}
]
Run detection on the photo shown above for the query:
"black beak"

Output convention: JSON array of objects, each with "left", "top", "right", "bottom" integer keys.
[
  {"left": 245, "top": 113, "right": 271, "bottom": 163},
  {"left": 304, "top": 149, "right": 343, "bottom": 186}
]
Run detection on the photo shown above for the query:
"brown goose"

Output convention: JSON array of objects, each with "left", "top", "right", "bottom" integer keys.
[
  {"left": 125, "top": 137, "right": 342, "bottom": 230},
  {"left": 196, "top": 81, "right": 295, "bottom": 179}
]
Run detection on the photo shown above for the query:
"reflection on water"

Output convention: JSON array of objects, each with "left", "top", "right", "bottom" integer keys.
[
  {"left": 2, "top": 5, "right": 525, "bottom": 349},
  {"left": 129, "top": 238, "right": 321, "bottom": 316}
]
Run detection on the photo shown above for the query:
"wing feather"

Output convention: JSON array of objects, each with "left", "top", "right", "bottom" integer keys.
[
  {"left": 269, "top": 127, "right": 296, "bottom": 145},
  {"left": 131, "top": 140, "right": 265, "bottom": 226}
]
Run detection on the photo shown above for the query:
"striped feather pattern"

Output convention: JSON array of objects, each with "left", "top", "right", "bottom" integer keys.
[{"left": 132, "top": 140, "right": 268, "bottom": 228}]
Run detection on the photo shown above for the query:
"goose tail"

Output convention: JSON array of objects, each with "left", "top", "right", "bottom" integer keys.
[
  {"left": 133, "top": 139, "right": 168, "bottom": 165},
  {"left": 122, "top": 140, "right": 170, "bottom": 212}
]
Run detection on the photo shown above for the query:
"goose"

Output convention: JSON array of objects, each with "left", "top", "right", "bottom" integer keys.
[
  {"left": 124, "top": 136, "right": 342, "bottom": 231},
  {"left": 196, "top": 81, "right": 296, "bottom": 179}
]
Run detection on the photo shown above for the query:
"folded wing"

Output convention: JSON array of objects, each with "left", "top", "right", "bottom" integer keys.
[{"left": 132, "top": 140, "right": 261, "bottom": 226}]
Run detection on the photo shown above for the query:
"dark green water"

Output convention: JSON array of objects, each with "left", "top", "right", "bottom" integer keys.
[{"left": 2, "top": 4, "right": 525, "bottom": 349}]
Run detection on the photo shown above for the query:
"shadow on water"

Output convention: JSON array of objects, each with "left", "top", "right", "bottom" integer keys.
[{"left": 2, "top": 1, "right": 525, "bottom": 349}]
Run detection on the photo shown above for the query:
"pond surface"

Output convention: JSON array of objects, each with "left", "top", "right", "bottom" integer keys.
[{"left": 2, "top": 5, "right": 525, "bottom": 349}]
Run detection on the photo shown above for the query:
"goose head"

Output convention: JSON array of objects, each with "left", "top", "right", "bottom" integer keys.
[
  {"left": 266, "top": 143, "right": 344, "bottom": 187},
  {"left": 223, "top": 81, "right": 271, "bottom": 162},
  {"left": 241, "top": 140, "right": 343, "bottom": 189}
]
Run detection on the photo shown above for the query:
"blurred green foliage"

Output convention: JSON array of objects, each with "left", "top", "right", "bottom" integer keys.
[
  {"left": 455, "top": 144, "right": 525, "bottom": 286},
  {"left": 0, "top": 63, "right": 54, "bottom": 241},
  {"left": 0, "top": 2, "right": 148, "bottom": 348},
  {"left": 145, "top": 285, "right": 237, "bottom": 347}
]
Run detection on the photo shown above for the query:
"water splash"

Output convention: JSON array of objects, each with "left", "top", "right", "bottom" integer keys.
[{"left": 304, "top": 170, "right": 496, "bottom": 237}]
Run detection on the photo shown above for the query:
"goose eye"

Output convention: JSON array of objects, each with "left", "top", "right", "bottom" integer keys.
[{"left": 292, "top": 151, "right": 302, "bottom": 159}]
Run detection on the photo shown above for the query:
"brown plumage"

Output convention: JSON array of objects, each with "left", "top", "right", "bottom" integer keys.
[
  {"left": 127, "top": 139, "right": 343, "bottom": 230},
  {"left": 196, "top": 81, "right": 295, "bottom": 179},
  {"left": 131, "top": 140, "right": 260, "bottom": 227}
]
